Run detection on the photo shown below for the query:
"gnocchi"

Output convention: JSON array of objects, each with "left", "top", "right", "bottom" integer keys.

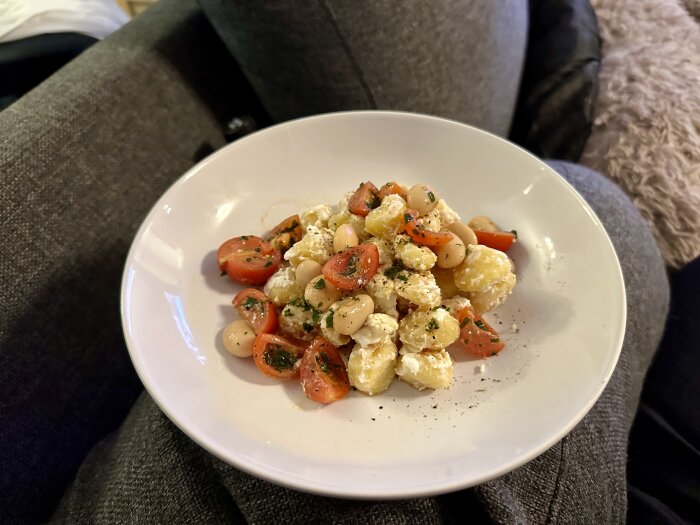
[{"left": 215, "top": 180, "right": 519, "bottom": 403}]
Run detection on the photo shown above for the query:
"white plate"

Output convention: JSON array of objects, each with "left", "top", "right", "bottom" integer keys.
[{"left": 121, "top": 111, "right": 625, "bottom": 499}]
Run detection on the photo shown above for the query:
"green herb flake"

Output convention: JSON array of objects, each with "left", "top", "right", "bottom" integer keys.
[
  {"left": 283, "top": 308, "right": 294, "bottom": 317},
  {"left": 383, "top": 260, "right": 406, "bottom": 279},
  {"left": 490, "top": 338, "right": 500, "bottom": 343},
  {"left": 240, "top": 235, "right": 249, "bottom": 240},
  {"left": 396, "top": 273, "right": 408, "bottom": 282},
  {"left": 263, "top": 260, "right": 273, "bottom": 268},
  {"left": 241, "top": 296, "right": 260, "bottom": 310},
  {"left": 403, "top": 213, "right": 413, "bottom": 224},
  {"left": 426, "top": 318, "right": 440, "bottom": 332},
  {"left": 313, "top": 278, "right": 326, "bottom": 290},
  {"left": 262, "top": 345, "right": 297, "bottom": 371},
  {"left": 316, "top": 352, "right": 332, "bottom": 374},
  {"left": 311, "top": 308, "right": 321, "bottom": 323},
  {"left": 325, "top": 311, "right": 334, "bottom": 329},
  {"left": 459, "top": 318, "right": 471, "bottom": 328},
  {"left": 475, "top": 319, "right": 487, "bottom": 330},
  {"left": 462, "top": 338, "right": 469, "bottom": 345},
  {"left": 510, "top": 230, "right": 518, "bottom": 239},
  {"left": 366, "top": 192, "right": 381, "bottom": 210},
  {"left": 427, "top": 191, "right": 436, "bottom": 203}
]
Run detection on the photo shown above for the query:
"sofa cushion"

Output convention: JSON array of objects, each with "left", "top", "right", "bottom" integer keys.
[{"left": 509, "top": 0, "right": 601, "bottom": 163}]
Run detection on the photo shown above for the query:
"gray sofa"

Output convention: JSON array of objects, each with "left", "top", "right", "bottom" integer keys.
[{"left": 0, "top": 0, "right": 693, "bottom": 523}]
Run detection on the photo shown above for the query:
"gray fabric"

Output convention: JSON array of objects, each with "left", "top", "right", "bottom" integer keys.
[
  {"left": 198, "top": 0, "right": 528, "bottom": 137},
  {"left": 0, "top": 0, "right": 245, "bottom": 522},
  {"left": 52, "top": 162, "right": 669, "bottom": 524}
]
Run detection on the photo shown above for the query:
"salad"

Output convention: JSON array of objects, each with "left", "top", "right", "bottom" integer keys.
[{"left": 216, "top": 181, "right": 517, "bottom": 404}]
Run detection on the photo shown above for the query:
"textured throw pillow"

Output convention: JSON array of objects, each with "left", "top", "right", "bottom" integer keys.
[{"left": 581, "top": 0, "right": 700, "bottom": 269}]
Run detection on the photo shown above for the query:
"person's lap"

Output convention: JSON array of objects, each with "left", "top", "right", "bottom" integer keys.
[{"left": 52, "top": 160, "right": 669, "bottom": 524}]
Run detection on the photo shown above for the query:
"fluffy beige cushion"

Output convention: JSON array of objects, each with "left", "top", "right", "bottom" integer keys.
[{"left": 582, "top": 0, "right": 700, "bottom": 268}]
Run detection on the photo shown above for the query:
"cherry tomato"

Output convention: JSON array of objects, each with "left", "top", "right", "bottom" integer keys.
[
  {"left": 267, "top": 215, "right": 302, "bottom": 251},
  {"left": 232, "top": 288, "right": 278, "bottom": 334},
  {"left": 456, "top": 307, "right": 505, "bottom": 358},
  {"left": 252, "top": 333, "right": 304, "bottom": 379},
  {"left": 217, "top": 236, "right": 281, "bottom": 285},
  {"left": 377, "top": 181, "right": 407, "bottom": 200},
  {"left": 322, "top": 244, "right": 379, "bottom": 291},
  {"left": 474, "top": 230, "right": 517, "bottom": 252},
  {"left": 299, "top": 336, "right": 350, "bottom": 403},
  {"left": 348, "top": 182, "right": 381, "bottom": 217},
  {"left": 399, "top": 209, "right": 453, "bottom": 247}
]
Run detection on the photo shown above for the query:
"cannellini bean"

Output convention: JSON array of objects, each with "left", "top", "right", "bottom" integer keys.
[
  {"left": 304, "top": 275, "right": 341, "bottom": 311},
  {"left": 446, "top": 221, "right": 478, "bottom": 246},
  {"left": 295, "top": 259, "right": 322, "bottom": 289},
  {"left": 222, "top": 319, "right": 256, "bottom": 357},
  {"left": 333, "top": 223, "right": 359, "bottom": 253},
  {"left": 435, "top": 232, "right": 467, "bottom": 268},
  {"left": 333, "top": 294, "right": 374, "bottom": 335},
  {"left": 468, "top": 215, "right": 498, "bottom": 232},
  {"left": 407, "top": 184, "right": 439, "bottom": 215}
]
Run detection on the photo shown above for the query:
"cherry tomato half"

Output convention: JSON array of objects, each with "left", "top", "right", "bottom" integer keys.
[
  {"left": 232, "top": 288, "right": 278, "bottom": 334},
  {"left": 457, "top": 307, "right": 505, "bottom": 358},
  {"left": 348, "top": 182, "right": 381, "bottom": 217},
  {"left": 299, "top": 336, "right": 350, "bottom": 403},
  {"left": 217, "top": 235, "right": 281, "bottom": 285},
  {"left": 474, "top": 230, "right": 517, "bottom": 252},
  {"left": 252, "top": 333, "right": 304, "bottom": 379},
  {"left": 377, "top": 181, "right": 407, "bottom": 200},
  {"left": 267, "top": 215, "right": 303, "bottom": 251},
  {"left": 322, "top": 244, "right": 379, "bottom": 291},
  {"left": 399, "top": 209, "right": 453, "bottom": 247}
]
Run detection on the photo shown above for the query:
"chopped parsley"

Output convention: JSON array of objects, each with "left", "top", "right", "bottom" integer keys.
[
  {"left": 241, "top": 296, "right": 261, "bottom": 310},
  {"left": 510, "top": 229, "right": 518, "bottom": 239},
  {"left": 240, "top": 235, "right": 249, "bottom": 240},
  {"left": 460, "top": 317, "right": 471, "bottom": 328},
  {"left": 396, "top": 273, "right": 409, "bottom": 282},
  {"left": 315, "top": 352, "right": 333, "bottom": 374},
  {"left": 426, "top": 318, "right": 440, "bottom": 332},
  {"left": 384, "top": 260, "right": 406, "bottom": 279},
  {"left": 490, "top": 338, "right": 500, "bottom": 343},
  {"left": 262, "top": 345, "right": 296, "bottom": 371},
  {"left": 325, "top": 311, "right": 334, "bottom": 329},
  {"left": 427, "top": 191, "right": 436, "bottom": 203},
  {"left": 283, "top": 308, "right": 293, "bottom": 317},
  {"left": 290, "top": 297, "right": 313, "bottom": 311},
  {"left": 263, "top": 260, "right": 273, "bottom": 267},
  {"left": 339, "top": 253, "right": 359, "bottom": 276},
  {"left": 311, "top": 308, "right": 321, "bottom": 323},
  {"left": 278, "top": 220, "right": 300, "bottom": 234},
  {"left": 474, "top": 319, "right": 487, "bottom": 330},
  {"left": 403, "top": 212, "right": 413, "bottom": 224},
  {"left": 313, "top": 278, "right": 326, "bottom": 289},
  {"left": 365, "top": 191, "right": 381, "bottom": 210}
]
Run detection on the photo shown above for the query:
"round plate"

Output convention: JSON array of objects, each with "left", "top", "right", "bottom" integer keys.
[{"left": 121, "top": 111, "right": 625, "bottom": 499}]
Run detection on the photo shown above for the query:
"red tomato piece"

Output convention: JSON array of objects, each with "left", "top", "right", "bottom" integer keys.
[
  {"left": 267, "top": 215, "right": 302, "bottom": 251},
  {"left": 348, "top": 182, "right": 381, "bottom": 217},
  {"left": 457, "top": 307, "right": 505, "bottom": 358},
  {"left": 399, "top": 209, "right": 453, "bottom": 247},
  {"left": 377, "top": 181, "right": 407, "bottom": 200},
  {"left": 474, "top": 230, "right": 517, "bottom": 252},
  {"left": 232, "top": 288, "right": 278, "bottom": 334},
  {"left": 299, "top": 336, "right": 350, "bottom": 403},
  {"left": 252, "top": 333, "right": 304, "bottom": 379},
  {"left": 322, "top": 244, "right": 379, "bottom": 291},
  {"left": 217, "top": 236, "right": 281, "bottom": 285}
]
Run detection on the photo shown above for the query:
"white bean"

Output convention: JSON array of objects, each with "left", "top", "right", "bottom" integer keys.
[
  {"left": 304, "top": 275, "right": 341, "bottom": 311},
  {"left": 294, "top": 259, "right": 322, "bottom": 289},
  {"left": 468, "top": 215, "right": 498, "bottom": 232},
  {"left": 222, "top": 319, "right": 256, "bottom": 357},
  {"left": 446, "top": 222, "right": 478, "bottom": 245},
  {"left": 407, "top": 184, "right": 439, "bottom": 215},
  {"left": 333, "top": 294, "right": 374, "bottom": 335},
  {"left": 435, "top": 232, "right": 467, "bottom": 269},
  {"left": 333, "top": 223, "right": 359, "bottom": 253}
]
